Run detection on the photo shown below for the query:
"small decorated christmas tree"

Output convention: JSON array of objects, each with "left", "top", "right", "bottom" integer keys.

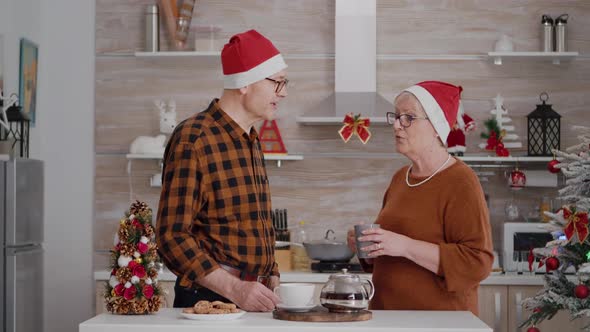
[
  {"left": 104, "top": 201, "right": 163, "bottom": 315},
  {"left": 520, "top": 126, "right": 590, "bottom": 331},
  {"left": 479, "top": 94, "right": 522, "bottom": 156}
]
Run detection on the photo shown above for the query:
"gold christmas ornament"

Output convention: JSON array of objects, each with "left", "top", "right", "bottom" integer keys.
[
  {"left": 119, "top": 244, "right": 134, "bottom": 257},
  {"left": 147, "top": 296, "right": 162, "bottom": 312},
  {"left": 144, "top": 224, "right": 154, "bottom": 238},
  {"left": 148, "top": 268, "right": 158, "bottom": 279},
  {"left": 116, "top": 267, "right": 132, "bottom": 284}
]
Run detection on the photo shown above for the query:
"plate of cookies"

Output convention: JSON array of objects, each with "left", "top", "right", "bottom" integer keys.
[{"left": 181, "top": 300, "right": 246, "bottom": 321}]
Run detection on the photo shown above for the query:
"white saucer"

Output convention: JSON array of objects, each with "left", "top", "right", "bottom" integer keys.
[
  {"left": 180, "top": 310, "right": 246, "bottom": 321},
  {"left": 276, "top": 303, "right": 316, "bottom": 312}
]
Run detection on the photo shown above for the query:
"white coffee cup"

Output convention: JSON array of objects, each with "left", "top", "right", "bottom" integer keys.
[{"left": 273, "top": 283, "right": 316, "bottom": 307}]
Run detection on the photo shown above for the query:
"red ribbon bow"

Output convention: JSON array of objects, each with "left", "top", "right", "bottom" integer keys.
[
  {"left": 563, "top": 207, "right": 590, "bottom": 243},
  {"left": 338, "top": 113, "right": 371, "bottom": 144}
]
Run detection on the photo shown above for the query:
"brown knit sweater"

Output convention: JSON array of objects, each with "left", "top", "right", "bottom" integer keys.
[{"left": 369, "top": 158, "right": 493, "bottom": 315}]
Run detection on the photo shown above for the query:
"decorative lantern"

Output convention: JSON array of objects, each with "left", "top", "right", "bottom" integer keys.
[
  {"left": 0, "top": 104, "right": 30, "bottom": 158},
  {"left": 527, "top": 92, "right": 561, "bottom": 156}
]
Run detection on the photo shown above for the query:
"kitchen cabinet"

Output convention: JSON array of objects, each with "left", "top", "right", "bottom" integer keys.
[
  {"left": 478, "top": 284, "right": 589, "bottom": 332},
  {"left": 478, "top": 285, "right": 508, "bottom": 332}
]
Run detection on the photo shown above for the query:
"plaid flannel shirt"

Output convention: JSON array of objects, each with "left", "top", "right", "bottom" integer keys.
[{"left": 156, "top": 100, "right": 278, "bottom": 289}]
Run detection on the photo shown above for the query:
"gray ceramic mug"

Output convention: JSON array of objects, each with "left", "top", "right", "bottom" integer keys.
[{"left": 354, "top": 224, "right": 381, "bottom": 259}]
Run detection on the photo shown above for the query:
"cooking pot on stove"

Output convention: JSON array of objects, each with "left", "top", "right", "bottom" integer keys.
[
  {"left": 303, "top": 229, "right": 355, "bottom": 262},
  {"left": 319, "top": 268, "right": 374, "bottom": 313}
]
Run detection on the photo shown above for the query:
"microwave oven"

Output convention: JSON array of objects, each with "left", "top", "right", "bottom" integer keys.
[{"left": 503, "top": 222, "right": 572, "bottom": 274}]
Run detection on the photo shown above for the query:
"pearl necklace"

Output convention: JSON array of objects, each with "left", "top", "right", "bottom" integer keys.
[{"left": 405, "top": 154, "right": 452, "bottom": 187}]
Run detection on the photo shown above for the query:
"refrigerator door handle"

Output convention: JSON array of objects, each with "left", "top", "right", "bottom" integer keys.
[{"left": 6, "top": 246, "right": 44, "bottom": 255}]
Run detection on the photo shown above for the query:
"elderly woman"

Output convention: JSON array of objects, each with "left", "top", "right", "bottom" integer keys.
[{"left": 347, "top": 81, "right": 493, "bottom": 314}]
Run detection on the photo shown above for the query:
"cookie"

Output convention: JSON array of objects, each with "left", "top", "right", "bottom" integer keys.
[
  {"left": 212, "top": 301, "right": 237, "bottom": 310},
  {"left": 193, "top": 300, "right": 212, "bottom": 314},
  {"left": 208, "top": 308, "right": 231, "bottom": 314}
]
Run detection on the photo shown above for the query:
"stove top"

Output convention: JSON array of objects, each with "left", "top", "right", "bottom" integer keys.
[{"left": 310, "top": 261, "right": 364, "bottom": 273}]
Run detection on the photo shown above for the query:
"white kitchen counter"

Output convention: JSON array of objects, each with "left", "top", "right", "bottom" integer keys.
[
  {"left": 79, "top": 308, "right": 491, "bottom": 332},
  {"left": 94, "top": 270, "right": 562, "bottom": 286}
]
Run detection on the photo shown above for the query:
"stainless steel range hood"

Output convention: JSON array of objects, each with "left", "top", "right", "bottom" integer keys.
[{"left": 296, "top": 0, "right": 392, "bottom": 125}]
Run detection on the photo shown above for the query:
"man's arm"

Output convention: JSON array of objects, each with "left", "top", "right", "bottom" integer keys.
[
  {"left": 156, "top": 142, "right": 219, "bottom": 286},
  {"left": 197, "top": 269, "right": 280, "bottom": 311}
]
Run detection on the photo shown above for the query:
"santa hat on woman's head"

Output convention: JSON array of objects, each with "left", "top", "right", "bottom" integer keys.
[
  {"left": 221, "top": 29, "right": 288, "bottom": 89},
  {"left": 403, "top": 81, "right": 463, "bottom": 143}
]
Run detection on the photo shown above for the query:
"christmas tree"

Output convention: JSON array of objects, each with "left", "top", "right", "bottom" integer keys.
[
  {"left": 479, "top": 94, "right": 522, "bottom": 156},
  {"left": 521, "top": 126, "right": 590, "bottom": 331},
  {"left": 104, "top": 201, "right": 163, "bottom": 315}
]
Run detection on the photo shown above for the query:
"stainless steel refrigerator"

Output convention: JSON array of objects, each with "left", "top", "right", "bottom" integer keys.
[{"left": 0, "top": 159, "right": 43, "bottom": 332}]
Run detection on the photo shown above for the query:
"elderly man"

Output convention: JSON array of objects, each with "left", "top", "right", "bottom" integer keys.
[{"left": 157, "top": 29, "right": 289, "bottom": 312}]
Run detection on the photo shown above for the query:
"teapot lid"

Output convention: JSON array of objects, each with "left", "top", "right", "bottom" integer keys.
[{"left": 329, "top": 268, "right": 361, "bottom": 281}]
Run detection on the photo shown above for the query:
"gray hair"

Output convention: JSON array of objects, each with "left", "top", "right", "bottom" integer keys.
[
  {"left": 394, "top": 91, "right": 444, "bottom": 147},
  {"left": 394, "top": 91, "right": 425, "bottom": 115}
]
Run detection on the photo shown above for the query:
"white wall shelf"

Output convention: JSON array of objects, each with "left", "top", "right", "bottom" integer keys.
[
  {"left": 97, "top": 52, "right": 588, "bottom": 63},
  {"left": 125, "top": 153, "right": 552, "bottom": 163},
  {"left": 459, "top": 156, "right": 554, "bottom": 162},
  {"left": 126, "top": 153, "right": 163, "bottom": 159},
  {"left": 134, "top": 51, "right": 221, "bottom": 57},
  {"left": 126, "top": 153, "right": 303, "bottom": 167},
  {"left": 488, "top": 51, "right": 579, "bottom": 65},
  {"left": 126, "top": 152, "right": 303, "bottom": 189},
  {"left": 377, "top": 54, "right": 486, "bottom": 61}
]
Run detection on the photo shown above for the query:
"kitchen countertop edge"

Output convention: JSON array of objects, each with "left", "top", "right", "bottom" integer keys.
[{"left": 94, "top": 270, "right": 562, "bottom": 286}]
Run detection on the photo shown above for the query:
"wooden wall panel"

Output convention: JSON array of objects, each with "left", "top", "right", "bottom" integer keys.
[
  {"left": 94, "top": 1, "right": 590, "bottom": 270},
  {"left": 96, "top": 0, "right": 334, "bottom": 53},
  {"left": 377, "top": 1, "right": 590, "bottom": 54}
]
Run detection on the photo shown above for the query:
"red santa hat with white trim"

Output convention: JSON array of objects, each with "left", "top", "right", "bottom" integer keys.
[
  {"left": 221, "top": 29, "right": 288, "bottom": 89},
  {"left": 403, "top": 80, "right": 464, "bottom": 144}
]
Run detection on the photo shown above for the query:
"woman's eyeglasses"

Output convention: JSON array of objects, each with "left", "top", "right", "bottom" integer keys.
[
  {"left": 386, "top": 112, "right": 429, "bottom": 128},
  {"left": 265, "top": 78, "right": 289, "bottom": 94}
]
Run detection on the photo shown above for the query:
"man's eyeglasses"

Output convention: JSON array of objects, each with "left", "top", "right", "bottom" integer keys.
[
  {"left": 386, "top": 112, "right": 429, "bottom": 128},
  {"left": 265, "top": 78, "right": 289, "bottom": 94}
]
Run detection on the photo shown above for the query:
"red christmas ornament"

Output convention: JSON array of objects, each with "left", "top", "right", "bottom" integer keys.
[
  {"left": 545, "top": 257, "right": 560, "bottom": 272},
  {"left": 575, "top": 284, "right": 589, "bottom": 299},
  {"left": 527, "top": 327, "right": 540, "bottom": 332},
  {"left": 547, "top": 159, "right": 560, "bottom": 174}
]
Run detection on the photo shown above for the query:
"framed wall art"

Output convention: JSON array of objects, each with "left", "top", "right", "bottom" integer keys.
[{"left": 19, "top": 38, "right": 38, "bottom": 126}]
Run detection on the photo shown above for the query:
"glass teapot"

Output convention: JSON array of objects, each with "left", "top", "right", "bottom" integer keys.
[{"left": 319, "top": 268, "right": 374, "bottom": 312}]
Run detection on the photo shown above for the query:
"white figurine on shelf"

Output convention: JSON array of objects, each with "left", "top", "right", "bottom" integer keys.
[
  {"left": 128, "top": 98, "right": 177, "bottom": 156},
  {"left": 156, "top": 98, "right": 177, "bottom": 134},
  {"left": 129, "top": 134, "right": 166, "bottom": 155},
  {"left": 478, "top": 93, "right": 523, "bottom": 150},
  {"left": 0, "top": 91, "right": 19, "bottom": 131}
]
